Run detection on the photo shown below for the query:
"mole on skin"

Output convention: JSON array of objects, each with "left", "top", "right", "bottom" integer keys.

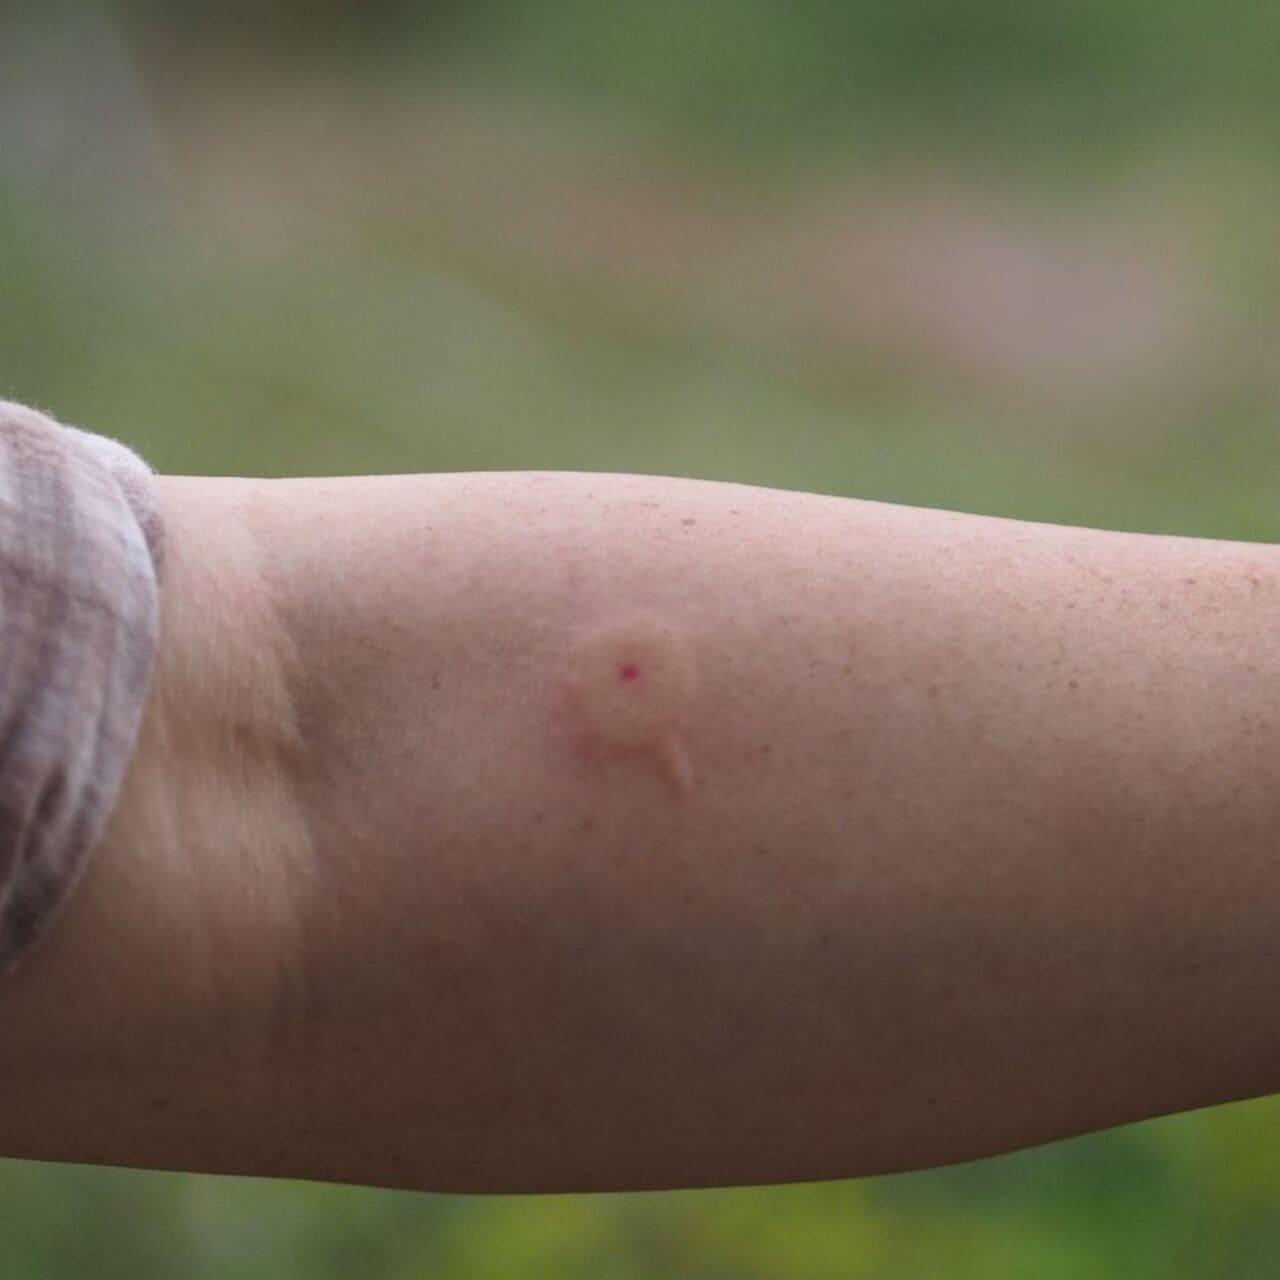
[{"left": 568, "top": 617, "right": 697, "bottom": 797}]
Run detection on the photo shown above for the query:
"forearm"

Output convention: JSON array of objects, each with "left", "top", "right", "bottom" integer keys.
[
  {"left": 4, "top": 470, "right": 1279, "bottom": 1193},
  {"left": 260, "top": 470, "right": 1280, "bottom": 1192}
]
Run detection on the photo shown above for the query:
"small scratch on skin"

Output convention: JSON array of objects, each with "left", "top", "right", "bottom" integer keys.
[
  {"left": 569, "top": 616, "right": 697, "bottom": 798},
  {"left": 656, "top": 729, "right": 695, "bottom": 797}
]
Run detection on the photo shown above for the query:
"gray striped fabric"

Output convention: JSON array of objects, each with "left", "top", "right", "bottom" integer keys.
[{"left": 0, "top": 401, "right": 163, "bottom": 981}]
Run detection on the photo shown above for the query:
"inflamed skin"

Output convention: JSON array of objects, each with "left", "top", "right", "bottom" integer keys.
[{"left": 567, "top": 616, "right": 697, "bottom": 798}]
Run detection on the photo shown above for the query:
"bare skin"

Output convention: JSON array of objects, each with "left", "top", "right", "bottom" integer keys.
[
  {"left": 569, "top": 616, "right": 698, "bottom": 797},
  {"left": 1, "top": 468, "right": 1278, "bottom": 1194}
]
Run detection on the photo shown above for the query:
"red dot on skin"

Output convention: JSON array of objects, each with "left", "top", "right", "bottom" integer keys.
[{"left": 619, "top": 663, "right": 640, "bottom": 683}]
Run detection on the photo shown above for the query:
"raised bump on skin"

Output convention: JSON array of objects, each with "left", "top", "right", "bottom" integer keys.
[{"left": 568, "top": 617, "right": 697, "bottom": 797}]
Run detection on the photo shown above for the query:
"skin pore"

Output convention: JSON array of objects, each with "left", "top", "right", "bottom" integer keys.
[{"left": 1, "top": 467, "right": 1279, "bottom": 1194}]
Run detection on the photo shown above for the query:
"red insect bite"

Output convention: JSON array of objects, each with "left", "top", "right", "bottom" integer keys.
[{"left": 619, "top": 663, "right": 640, "bottom": 683}]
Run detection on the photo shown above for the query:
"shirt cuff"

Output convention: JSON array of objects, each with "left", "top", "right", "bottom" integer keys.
[{"left": 0, "top": 401, "right": 164, "bottom": 980}]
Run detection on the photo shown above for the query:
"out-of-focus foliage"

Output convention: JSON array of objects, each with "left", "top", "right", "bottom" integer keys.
[
  {"left": 2, "top": 0, "right": 1279, "bottom": 1275},
  {"left": 117, "top": 0, "right": 1280, "bottom": 164}
]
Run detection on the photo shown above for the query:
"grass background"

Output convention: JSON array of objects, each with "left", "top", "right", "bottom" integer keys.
[{"left": 2, "top": 0, "right": 1279, "bottom": 1273}]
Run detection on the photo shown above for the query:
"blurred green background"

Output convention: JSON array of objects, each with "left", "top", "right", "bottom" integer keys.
[{"left": 3, "top": 0, "right": 1280, "bottom": 1275}]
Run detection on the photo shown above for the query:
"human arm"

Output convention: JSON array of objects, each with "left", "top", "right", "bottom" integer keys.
[{"left": 2, "top": 468, "right": 1278, "bottom": 1193}]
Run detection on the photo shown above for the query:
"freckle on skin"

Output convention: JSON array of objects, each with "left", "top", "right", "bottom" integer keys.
[{"left": 569, "top": 617, "right": 697, "bottom": 797}]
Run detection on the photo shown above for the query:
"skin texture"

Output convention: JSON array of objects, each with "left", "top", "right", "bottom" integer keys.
[{"left": 1, "top": 468, "right": 1279, "bottom": 1194}]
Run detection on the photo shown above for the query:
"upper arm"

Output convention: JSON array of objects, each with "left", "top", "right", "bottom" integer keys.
[{"left": 0, "top": 471, "right": 314, "bottom": 1174}]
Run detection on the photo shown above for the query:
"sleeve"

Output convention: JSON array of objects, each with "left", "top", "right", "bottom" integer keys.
[{"left": 0, "top": 400, "right": 164, "bottom": 981}]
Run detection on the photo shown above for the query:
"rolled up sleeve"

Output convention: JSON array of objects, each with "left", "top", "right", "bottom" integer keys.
[{"left": 0, "top": 401, "right": 163, "bottom": 980}]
